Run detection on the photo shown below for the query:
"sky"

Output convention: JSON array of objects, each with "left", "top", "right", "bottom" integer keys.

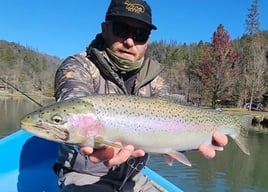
[{"left": 1, "top": 0, "right": 268, "bottom": 59}]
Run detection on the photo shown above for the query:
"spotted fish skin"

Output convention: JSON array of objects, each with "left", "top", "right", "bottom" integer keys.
[{"left": 20, "top": 94, "right": 251, "bottom": 166}]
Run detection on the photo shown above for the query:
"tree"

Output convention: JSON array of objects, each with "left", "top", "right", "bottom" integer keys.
[
  {"left": 0, "top": 40, "right": 61, "bottom": 96},
  {"left": 245, "top": 0, "right": 260, "bottom": 36},
  {"left": 184, "top": 41, "right": 206, "bottom": 105},
  {"left": 200, "top": 24, "right": 239, "bottom": 108},
  {"left": 244, "top": 0, "right": 262, "bottom": 110}
]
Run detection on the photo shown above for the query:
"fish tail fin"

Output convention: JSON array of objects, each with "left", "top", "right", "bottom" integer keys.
[
  {"left": 232, "top": 134, "right": 250, "bottom": 155},
  {"left": 232, "top": 115, "right": 252, "bottom": 155},
  {"left": 240, "top": 115, "right": 253, "bottom": 132}
]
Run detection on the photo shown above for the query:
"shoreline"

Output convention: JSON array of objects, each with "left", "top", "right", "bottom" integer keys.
[{"left": 0, "top": 91, "right": 54, "bottom": 100}]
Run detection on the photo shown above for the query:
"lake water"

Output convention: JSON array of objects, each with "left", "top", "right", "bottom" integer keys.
[
  {"left": 0, "top": 96, "right": 53, "bottom": 138},
  {"left": 1, "top": 97, "right": 268, "bottom": 192}
]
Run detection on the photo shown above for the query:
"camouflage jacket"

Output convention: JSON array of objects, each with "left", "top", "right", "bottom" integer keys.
[
  {"left": 54, "top": 35, "right": 169, "bottom": 178},
  {"left": 55, "top": 52, "right": 168, "bottom": 101}
]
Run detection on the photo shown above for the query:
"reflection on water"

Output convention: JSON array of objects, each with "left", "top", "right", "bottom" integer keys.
[
  {"left": 0, "top": 97, "right": 54, "bottom": 138},
  {"left": 1, "top": 97, "right": 268, "bottom": 191},
  {"left": 148, "top": 131, "right": 268, "bottom": 192}
]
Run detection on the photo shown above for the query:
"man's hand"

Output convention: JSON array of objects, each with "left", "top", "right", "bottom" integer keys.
[
  {"left": 80, "top": 142, "right": 145, "bottom": 168},
  {"left": 198, "top": 132, "right": 228, "bottom": 158}
]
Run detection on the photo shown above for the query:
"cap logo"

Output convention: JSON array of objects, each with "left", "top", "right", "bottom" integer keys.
[{"left": 124, "top": 0, "right": 145, "bottom": 14}]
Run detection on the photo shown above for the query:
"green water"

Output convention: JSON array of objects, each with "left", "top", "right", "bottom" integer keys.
[
  {"left": 148, "top": 131, "right": 268, "bottom": 192},
  {"left": 0, "top": 97, "right": 37, "bottom": 138},
  {"left": 1, "top": 97, "right": 268, "bottom": 192},
  {"left": 0, "top": 96, "right": 54, "bottom": 138}
]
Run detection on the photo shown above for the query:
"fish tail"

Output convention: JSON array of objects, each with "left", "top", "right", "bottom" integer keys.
[
  {"left": 232, "top": 115, "right": 253, "bottom": 155},
  {"left": 233, "top": 134, "right": 250, "bottom": 155},
  {"left": 240, "top": 115, "right": 253, "bottom": 131}
]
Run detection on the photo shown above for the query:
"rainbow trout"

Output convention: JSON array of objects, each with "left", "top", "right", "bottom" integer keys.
[{"left": 20, "top": 94, "right": 251, "bottom": 166}]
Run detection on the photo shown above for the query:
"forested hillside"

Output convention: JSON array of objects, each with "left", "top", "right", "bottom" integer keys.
[
  {"left": 1, "top": 29, "right": 267, "bottom": 108},
  {"left": 147, "top": 29, "right": 268, "bottom": 108},
  {"left": 0, "top": 40, "right": 62, "bottom": 97}
]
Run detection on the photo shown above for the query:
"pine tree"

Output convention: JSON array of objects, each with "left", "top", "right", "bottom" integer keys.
[
  {"left": 244, "top": 0, "right": 261, "bottom": 110},
  {"left": 245, "top": 0, "right": 260, "bottom": 36}
]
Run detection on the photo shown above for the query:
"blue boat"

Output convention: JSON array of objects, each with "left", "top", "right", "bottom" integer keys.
[{"left": 0, "top": 130, "right": 183, "bottom": 192}]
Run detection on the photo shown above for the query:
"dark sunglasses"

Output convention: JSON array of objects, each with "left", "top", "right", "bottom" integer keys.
[{"left": 111, "top": 21, "right": 150, "bottom": 43}]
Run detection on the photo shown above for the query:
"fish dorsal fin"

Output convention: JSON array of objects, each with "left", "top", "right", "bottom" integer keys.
[
  {"left": 157, "top": 94, "right": 189, "bottom": 105},
  {"left": 156, "top": 94, "right": 191, "bottom": 106},
  {"left": 164, "top": 150, "right": 192, "bottom": 167}
]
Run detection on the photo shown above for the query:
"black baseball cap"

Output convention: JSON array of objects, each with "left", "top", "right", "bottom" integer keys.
[{"left": 105, "top": 0, "right": 157, "bottom": 30}]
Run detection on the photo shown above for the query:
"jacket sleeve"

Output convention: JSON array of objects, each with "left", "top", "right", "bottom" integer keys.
[
  {"left": 54, "top": 52, "right": 100, "bottom": 101},
  {"left": 150, "top": 75, "right": 170, "bottom": 96}
]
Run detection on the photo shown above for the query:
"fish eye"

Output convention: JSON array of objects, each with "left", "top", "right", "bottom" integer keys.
[{"left": 51, "top": 115, "right": 63, "bottom": 124}]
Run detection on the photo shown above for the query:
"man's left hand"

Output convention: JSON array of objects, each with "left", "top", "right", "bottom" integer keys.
[{"left": 198, "top": 131, "right": 228, "bottom": 158}]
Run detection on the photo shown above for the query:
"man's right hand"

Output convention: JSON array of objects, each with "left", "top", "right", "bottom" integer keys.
[{"left": 79, "top": 142, "right": 145, "bottom": 168}]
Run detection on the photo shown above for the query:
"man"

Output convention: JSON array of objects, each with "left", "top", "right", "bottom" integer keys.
[{"left": 53, "top": 0, "right": 228, "bottom": 191}]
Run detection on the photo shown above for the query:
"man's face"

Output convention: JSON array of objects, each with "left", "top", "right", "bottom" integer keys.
[{"left": 102, "top": 17, "right": 151, "bottom": 62}]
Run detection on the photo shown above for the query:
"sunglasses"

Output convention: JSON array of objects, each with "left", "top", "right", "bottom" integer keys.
[{"left": 110, "top": 21, "right": 151, "bottom": 43}]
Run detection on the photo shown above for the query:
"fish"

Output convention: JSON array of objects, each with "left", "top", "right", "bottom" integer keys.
[{"left": 20, "top": 94, "right": 251, "bottom": 166}]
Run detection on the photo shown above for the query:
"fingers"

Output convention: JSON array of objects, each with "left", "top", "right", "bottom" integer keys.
[
  {"left": 131, "top": 149, "right": 146, "bottom": 158},
  {"left": 199, "top": 144, "right": 216, "bottom": 159},
  {"left": 89, "top": 147, "right": 115, "bottom": 163},
  {"left": 80, "top": 146, "right": 94, "bottom": 156},
  {"left": 104, "top": 144, "right": 135, "bottom": 168},
  {"left": 79, "top": 143, "right": 145, "bottom": 168},
  {"left": 212, "top": 131, "right": 228, "bottom": 147},
  {"left": 198, "top": 132, "right": 228, "bottom": 159}
]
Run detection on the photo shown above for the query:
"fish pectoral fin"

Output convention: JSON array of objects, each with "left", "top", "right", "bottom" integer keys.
[
  {"left": 165, "top": 151, "right": 192, "bottom": 167},
  {"left": 163, "top": 154, "right": 175, "bottom": 166},
  {"left": 94, "top": 136, "right": 122, "bottom": 149}
]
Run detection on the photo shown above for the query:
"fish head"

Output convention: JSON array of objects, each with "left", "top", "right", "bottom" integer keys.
[{"left": 20, "top": 98, "right": 102, "bottom": 146}]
